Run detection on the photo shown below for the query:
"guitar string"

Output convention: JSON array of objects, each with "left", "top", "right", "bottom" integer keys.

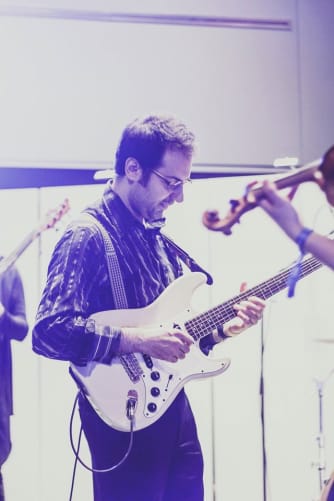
[{"left": 185, "top": 255, "right": 322, "bottom": 341}]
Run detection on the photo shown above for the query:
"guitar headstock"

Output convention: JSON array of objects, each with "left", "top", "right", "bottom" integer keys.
[{"left": 39, "top": 198, "right": 70, "bottom": 234}]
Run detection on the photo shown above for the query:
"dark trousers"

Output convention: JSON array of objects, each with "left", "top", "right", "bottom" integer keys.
[
  {"left": 0, "top": 471, "right": 5, "bottom": 501},
  {"left": 327, "top": 479, "right": 334, "bottom": 501},
  {"left": 79, "top": 390, "right": 204, "bottom": 501}
]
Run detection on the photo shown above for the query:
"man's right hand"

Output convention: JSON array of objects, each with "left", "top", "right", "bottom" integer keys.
[{"left": 119, "top": 327, "right": 194, "bottom": 363}]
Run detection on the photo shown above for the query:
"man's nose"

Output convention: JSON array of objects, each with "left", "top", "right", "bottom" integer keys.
[{"left": 172, "top": 185, "right": 184, "bottom": 203}]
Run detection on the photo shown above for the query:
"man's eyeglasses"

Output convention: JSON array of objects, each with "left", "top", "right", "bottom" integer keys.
[{"left": 151, "top": 169, "right": 192, "bottom": 191}]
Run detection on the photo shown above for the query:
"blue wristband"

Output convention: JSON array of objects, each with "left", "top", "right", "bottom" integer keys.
[
  {"left": 217, "top": 325, "right": 230, "bottom": 340},
  {"left": 287, "top": 227, "right": 313, "bottom": 298},
  {"left": 295, "top": 227, "right": 313, "bottom": 254}
]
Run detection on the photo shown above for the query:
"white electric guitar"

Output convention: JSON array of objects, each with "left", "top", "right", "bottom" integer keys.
[{"left": 70, "top": 252, "right": 323, "bottom": 432}]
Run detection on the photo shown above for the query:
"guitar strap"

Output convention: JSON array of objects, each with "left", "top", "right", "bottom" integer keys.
[
  {"left": 83, "top": 213, "right": 128, "bottom": 309},
  {"left": 83, "top": 213, "right": 144, "bottom": 380}
]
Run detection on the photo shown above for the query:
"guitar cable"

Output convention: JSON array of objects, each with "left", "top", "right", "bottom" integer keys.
[{"left": 68, "top": 391, "right": 135, "bottom": 500}]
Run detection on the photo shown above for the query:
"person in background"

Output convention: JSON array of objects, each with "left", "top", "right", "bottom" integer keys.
[
  {"left": 0, "top": 264, "right": 29, "bottom": 501},
  {"left": 258, "top": 180, "right": 334, "bottom": 270},
  {"left": 258, "top": 145, "right": 334, "bottom": 270},
  {"left": 32, "top": 114, "right": 265, "bottom": 501}
]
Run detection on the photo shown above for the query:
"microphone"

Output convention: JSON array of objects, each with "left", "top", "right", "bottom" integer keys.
[{"left": 126, "top": 390, "right": 138, "bottom": 421}]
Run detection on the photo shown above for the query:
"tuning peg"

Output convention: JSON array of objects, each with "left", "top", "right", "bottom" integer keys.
[
  {"left": 229, "top": 199, "right": 240, "bottom": 213},
  {"left": 205, "top": 210, "right": 220, "bottom": 222}
]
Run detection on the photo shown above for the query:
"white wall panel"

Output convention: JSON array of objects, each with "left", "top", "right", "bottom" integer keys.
[
  {"left": 298, "top": 0, "right": 334, "bottom": 161},
  {"left": 0, "top": 1, "right": 298, "bottom": 168}
]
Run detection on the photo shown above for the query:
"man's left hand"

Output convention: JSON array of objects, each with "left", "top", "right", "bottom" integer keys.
[{"left": 223, "top": 296, "right": 265, "bottom": 337}]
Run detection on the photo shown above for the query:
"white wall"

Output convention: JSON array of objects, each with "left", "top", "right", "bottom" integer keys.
[
  {"left": 0, "top": 0, "right": 298, "bottom": 167},
  {"left": 0, "top": 1, "right": 334, "bottom": 500}
]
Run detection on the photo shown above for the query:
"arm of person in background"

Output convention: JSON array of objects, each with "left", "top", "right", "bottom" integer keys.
[
  {"left": 0, "top": 266, "right": 29, "bottom": 341},
  {"left": 258, "top": 180, "right": 334, "bottom": 271}
]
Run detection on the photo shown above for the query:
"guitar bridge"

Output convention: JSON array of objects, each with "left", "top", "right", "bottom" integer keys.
[{"left": 120, "top": 354, "right": 143, "bottom": 382}]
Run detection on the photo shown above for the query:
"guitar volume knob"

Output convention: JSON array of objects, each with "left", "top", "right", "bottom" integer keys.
[
  {"left": 147, "top": 402, "right": 157, "bottom": 413},
  {"left": 151, "top": 371, "right": 160, "bottom": 381},
  {"left": 151, "top": 387, "right": 160, "bottom": 397}
]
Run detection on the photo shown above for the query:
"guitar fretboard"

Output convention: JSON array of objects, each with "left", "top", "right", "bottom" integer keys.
[{"left": 185, "top": 254, "right": 322, "bottom": 341}]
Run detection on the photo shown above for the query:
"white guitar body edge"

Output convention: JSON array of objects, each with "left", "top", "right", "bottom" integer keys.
[{"left": 70, "top": 272, "right": 231, "bottom": 432}]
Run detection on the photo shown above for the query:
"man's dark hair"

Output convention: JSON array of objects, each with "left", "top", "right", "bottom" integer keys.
[
  {"left": 114, "top": 115, "right": 195, "bottom": 177},
  {"left": 321, "top": 144, "right": 334, "bottom": 182}
]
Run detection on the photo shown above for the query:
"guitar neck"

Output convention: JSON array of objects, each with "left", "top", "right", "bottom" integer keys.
[
  {"left": 0, "top": 199, "right": 69, "bottom": 276},
  {"left": 185, "top": 254, "right": 323, "bottom": 340},
  {"left": 0, "top": 229, "right": 39, "bottom": 275}
]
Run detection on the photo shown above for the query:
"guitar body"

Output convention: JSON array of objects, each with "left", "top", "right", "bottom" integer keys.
[
  {"left": 70, "top": 247, "right": 324, "bottom": 432},
  {"left": 70, "top": 272, "right": 230, "bottom": 432}
]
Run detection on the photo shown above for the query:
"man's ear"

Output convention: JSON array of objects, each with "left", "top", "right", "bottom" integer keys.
[{"left": 124, "top": 157, "right": 143, "bottom": 182}]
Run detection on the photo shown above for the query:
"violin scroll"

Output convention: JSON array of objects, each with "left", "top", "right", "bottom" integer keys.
[
  {"left": 202, "top": 195, "right": 257, "bottom": 235},
  {"left": 202, "top": 209, "right": 233, "bottom": 235},
  {"left": 202, "top": 145, "right": 334, "bottom": 235}
]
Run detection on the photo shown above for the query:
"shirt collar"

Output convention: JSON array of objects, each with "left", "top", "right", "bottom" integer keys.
[{"left": 102, "top": 180, "right": 166, "bottom": 234}]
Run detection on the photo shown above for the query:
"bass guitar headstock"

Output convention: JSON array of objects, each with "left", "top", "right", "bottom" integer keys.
[{"left": 39, "top": 198, "right": 70, "bottom": 234}]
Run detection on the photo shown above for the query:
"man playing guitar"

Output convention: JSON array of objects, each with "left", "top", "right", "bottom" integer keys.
[{"left": 32, "top": 114, "right": 265, "bottom": 501}]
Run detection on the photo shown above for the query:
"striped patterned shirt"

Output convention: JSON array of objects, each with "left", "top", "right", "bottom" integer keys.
[{"left": 32, "top": 182, "right": 214, "bottom": 365}]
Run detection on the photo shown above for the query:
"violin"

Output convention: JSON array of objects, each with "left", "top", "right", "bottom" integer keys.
[{"left": 202, "top": 145, "right": 334, "bottom": 235}]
